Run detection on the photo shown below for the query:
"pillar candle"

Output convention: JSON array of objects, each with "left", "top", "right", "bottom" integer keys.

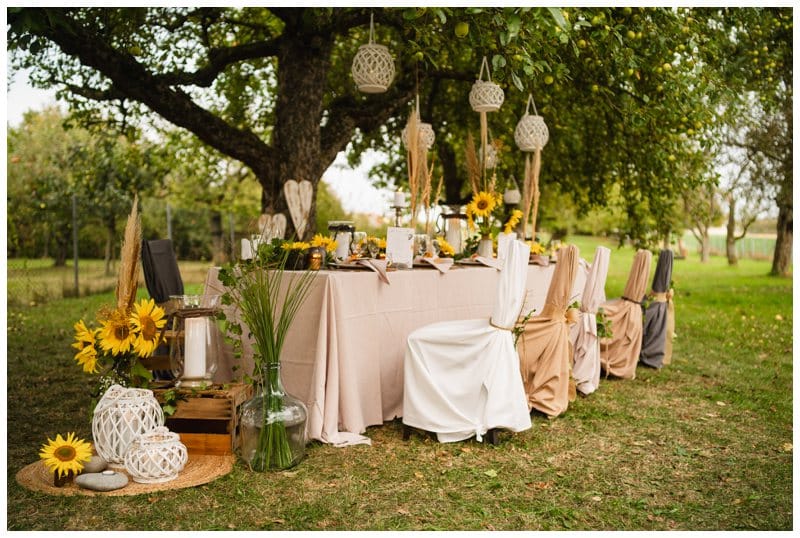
[
  {"left": 183, "top": 318, "right": 207, "bottom": 379},
  {"left": 394, "top": 191, "right": 405, "bottom": 207}
]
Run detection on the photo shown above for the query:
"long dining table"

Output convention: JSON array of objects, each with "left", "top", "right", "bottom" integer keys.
[{"left": 204, "top": 259, "right": 587, "bottom": 446}]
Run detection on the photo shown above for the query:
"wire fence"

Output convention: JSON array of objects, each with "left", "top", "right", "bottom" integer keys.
[
  {"left": 681, "top": 233, "right": 776, "bottom": 261},
  {"left": 7, "top": 255, "right": 225, "bottom": 308}
]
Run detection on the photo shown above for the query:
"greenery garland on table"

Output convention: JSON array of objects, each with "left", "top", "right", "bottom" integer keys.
[{"left": 218, "top": 238, "right": 317, "bottom": 471}]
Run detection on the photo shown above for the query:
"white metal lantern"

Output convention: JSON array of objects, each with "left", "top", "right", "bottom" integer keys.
[
  {"left": 514, "top": 94, "right": 550, "bottom": 152},
  {"left": 351, "top": 13, "right": 395, "bottom": 94},
  {"left": 124, "top": 426, "right": 188, "bottom": 484},
  {"left": 469, "top": 56, "right": 505, "bottom": 113},
  {"left": 92, "top": 385, "right": 165, "bottom": 465},
  {"left": 401, "top": 95, "right": 435, "bottom": 150}
]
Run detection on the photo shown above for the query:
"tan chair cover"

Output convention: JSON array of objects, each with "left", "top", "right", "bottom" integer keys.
[
  {"left": 517, "top": 244, "right": 580, "bottom": 417},
  {"left": 570, "top": 246, "right": 611, "bottom": 395},
  {"left": 599, "top": 249, "right": 653, "bottom": 380}
]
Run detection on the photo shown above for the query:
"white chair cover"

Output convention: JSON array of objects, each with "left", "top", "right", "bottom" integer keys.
[
  {"left": 570, "top": 246, "right": 610, "bottom": 396},
  {"left": 402, "top": 240, "right": 532, "bottom": 442}
]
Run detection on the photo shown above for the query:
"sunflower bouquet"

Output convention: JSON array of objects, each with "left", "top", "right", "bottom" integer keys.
[
  {"left": 72, "top": 298, "right": 167, "bottom": 391},
  {"left": 465, "top": 190, "right": 504, "bottom": 239},
  {"left": 71, "top": 196, "right": 165, "bottom": 396}
]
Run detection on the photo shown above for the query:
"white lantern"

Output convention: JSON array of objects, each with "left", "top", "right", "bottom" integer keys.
[
  {"left": 469, "top": 56, "right": 505, "bottom": 113},
  {"left": 483, "top": 143, "right": 498, "bottom": 169},
  {"left": 514, "top": 93, "right": 549, "bottom": 152},
  {"left": 351, "top": 13, "right": 395, "bottom": 94},
  {"left": 401, "top": 95, "right": 436, "bottom": 150},
  {"left": 124, "top": 426, "right": 188, "bottom": 484},
  {"left": 92, "top": 385, "right": 164, "bottom": 464}
]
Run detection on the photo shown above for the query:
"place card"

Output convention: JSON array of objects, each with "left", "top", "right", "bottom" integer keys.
[{"left": 385, "top": 226, "right": 414, "bottom": 269}]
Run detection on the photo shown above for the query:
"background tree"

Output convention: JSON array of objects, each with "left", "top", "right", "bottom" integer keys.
[
  {"left": 9, "top": 6, "right": 748, "bottom": 246},
  {"left": 7, "top": 107, "right": 87, "bottom": 265}
]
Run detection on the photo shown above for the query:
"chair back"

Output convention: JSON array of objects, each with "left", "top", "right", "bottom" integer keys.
[
  {"left": 541, "top": 245, "right": 580, "bottom": 315},
  {"left": 651, "top": 250, "right": 673, "bottom": 293},
  {"left": 142, "top": 239, "right": 184, "bottom": 304},
  {"left": 490, "top": 240, "right": 531, "bottom": 329},
  {"left": 622, "top": 249, "right": 653, "bottom": 302},
  {"left": 581, "top": 246, "right": 610, "bottom": 314}
]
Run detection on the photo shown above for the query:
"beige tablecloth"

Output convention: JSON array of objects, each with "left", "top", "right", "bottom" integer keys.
[{"left": 205, "top": 262, "right": 587, "bottom": 445}]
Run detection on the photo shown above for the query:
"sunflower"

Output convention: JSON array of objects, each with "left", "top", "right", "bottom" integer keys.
[
  {"left": 74, "top": 344, "right": 99, "bottom": 374},
  {"left": 503, "top": 209, "right": 523, "bottom": 234},
  {"left": 435, "top": 237, "right": 455, "bottom": 257},
  {"left": 39, "top": 432, "right": 93, "bottom": 478},
  {"left": 310, "top": 234, "right": 338, "bottom": 253},
  {"left": 98, "top": 308, "right": 136, "bottom": 356},
  {"left": 281, "top": 241, "right": 311, "bottom": 252},
  {"left": 470, "top": 191, "right": 497, "bottom": 218},
  {"left": 529, "top": 241, "right": 546, "bottom": 255},
  {"left": 130, "top": 298, "right": 167, "bottom": 357}
]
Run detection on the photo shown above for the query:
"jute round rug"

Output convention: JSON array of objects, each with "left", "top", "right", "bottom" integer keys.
[{"left": 15, "top": 454, "right": 235, "bottom": 497}]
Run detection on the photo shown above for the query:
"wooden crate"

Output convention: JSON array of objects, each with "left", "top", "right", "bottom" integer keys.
[{"left": 153, "top": 384, "right": 253, "bottom": 456}]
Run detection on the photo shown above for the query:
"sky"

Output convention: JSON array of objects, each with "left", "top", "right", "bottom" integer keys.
[{"left": 5, "top": 68, "right": 394, "bottom": 217}]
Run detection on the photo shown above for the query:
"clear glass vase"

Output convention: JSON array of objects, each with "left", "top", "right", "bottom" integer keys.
[{"left": 239, "top": 363, "right": 307, "bottom": 471}]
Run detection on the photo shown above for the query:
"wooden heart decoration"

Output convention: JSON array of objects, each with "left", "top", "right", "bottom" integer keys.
[
  {"left": 257, "top": 213, "right": 287, "bottom": 241},
  {"left": 283, "top": 179, "right": 313, "bottom": 239}
]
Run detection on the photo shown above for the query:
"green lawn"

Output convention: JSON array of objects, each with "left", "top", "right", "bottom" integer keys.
[{"left": 5, "top": 238, "right": 792, "bottom": 530}]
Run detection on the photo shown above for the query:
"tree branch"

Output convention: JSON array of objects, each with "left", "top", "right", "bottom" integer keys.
[{"left": 28, "top": 8, "right": 276, "bottom": 177}]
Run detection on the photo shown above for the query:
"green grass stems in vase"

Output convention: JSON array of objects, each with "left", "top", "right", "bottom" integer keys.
[{"left": 219, "top": 238, "right": 317, "bottom": 471}]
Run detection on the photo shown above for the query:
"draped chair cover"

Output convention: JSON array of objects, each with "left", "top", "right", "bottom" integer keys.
[
  {"left": 599, "top": 249, "right": 653, "bottom": 380},
  {"left": 142, "top": 239, "right": 184, "bottom": 305},
  {"left": 640, "top": 249, "right": 674, "bottom": 369},
  {"left": 402, "top": 240, "right": 532, "bottom": 442},
  {"left": 570, "top": 246, "right": 611, "bottom": 396},
  {"left": 517, "top": 244, "right": 580, "bottom": 418}
]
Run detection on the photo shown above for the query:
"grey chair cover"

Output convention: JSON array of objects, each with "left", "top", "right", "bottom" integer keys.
[
  {"left": 142, "top": 239, "right": 184, "bottom": 304},
  {"left": 639, "top": 249, "right": 674, "bottom": 369},
  {"left": 141, "top": 239, "right": 183, "bottom": 381}
]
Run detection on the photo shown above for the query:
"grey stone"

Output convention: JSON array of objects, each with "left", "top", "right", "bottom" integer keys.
[
  {"left": 82, "top": 455, "right": 108, "bottom": 474},
  {"left": 75, "top": 470, "right": 129, "bottom": 492}
]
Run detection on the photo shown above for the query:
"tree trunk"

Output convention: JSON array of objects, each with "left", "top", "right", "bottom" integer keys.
[
  {"left": 438, "top": 142, "right": 463, "bottom": 205},
  {"left": 210, "top": 210, "right": 226, "bottom": 265},
  {"left": 700, "top": 231, "right": 710, "bottom": 263},
  {"left": 256, "top": 33, "right": 334, "bottom": 241},
  {"left": 104, "top": 216, "right": 116, "bottom": 276},
  {"left": 726, "top": 195, "right": 738, "bottom": 266},
  {"left": 771, "top": 201, "right": 792, "bottom": 276}
]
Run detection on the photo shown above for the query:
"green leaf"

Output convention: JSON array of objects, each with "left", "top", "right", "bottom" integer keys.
[
  {"left": 432, "top": 8, "right": 447, "bottom": 24},
  {"left": 547, "top": 7, "right": 568, "bottom": 31},
  {"left": 511, "top": 71, "right": 524, "bottom": 92},
  {"left": 492, "top": 54, "right": 506, "bottom": 71},
  {"left": 162, "top": 404, "right": 177, "bottom": 416},
  {"left": 507, "top": 14, "right": 521, "bottom": 37}
]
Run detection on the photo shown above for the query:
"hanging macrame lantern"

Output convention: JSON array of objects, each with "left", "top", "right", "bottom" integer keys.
[
  {"left": 401, "top": 95, "right": 436, "bottom": 150},
  {"left": 469, "top": 56, "right": 505, "bottom": 113},
  {"left": 351, "top": 13, "right": 395, "bottom": 94},
  {"left": 514, "top": 93, "right": 549, "bottom": 152}
]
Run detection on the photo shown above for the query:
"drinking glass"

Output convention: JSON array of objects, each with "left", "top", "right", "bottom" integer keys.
[
  {"left": 352, "top": 232, "right": 367, "bottom": 257},
  {"left": 413, "top": 234, "right": 430, "bottom": 258}
]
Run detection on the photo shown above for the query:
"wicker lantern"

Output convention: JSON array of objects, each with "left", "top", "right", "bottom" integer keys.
[
  {"left": 124, "top": 426, "right": 188, "bottom": 484},
  {"left": 514, "top": 94, "right": 549, "bottom": 152},
  {"left": 469, "top": 56, "right": 505, "bottom": 113},
  {"left": 401, "top": 95, "right": 436, "bottom": 150},
  {"left": 351, "top": 13, "right": 395, "bottom": 94},
  {"left": 92, "top": 385, "right": 164, "bottom": 465}
]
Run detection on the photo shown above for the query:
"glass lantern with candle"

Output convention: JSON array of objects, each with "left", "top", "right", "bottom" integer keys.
[{"left": 168, "top": 295, "right": 222, "bottom": 387}]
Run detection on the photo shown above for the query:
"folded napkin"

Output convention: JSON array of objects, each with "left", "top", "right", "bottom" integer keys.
[
  {"left": 414, "top": 256, "right": 454, "bottom": 274},
  {"left": 474, "top": 256, "right": 502, "bottom": 270},
  {"left": 529, "top": 254, "right": 550, "bottom": 266},
  {"left": 356, "top": 258, "right": 391, "bottom": 284}
]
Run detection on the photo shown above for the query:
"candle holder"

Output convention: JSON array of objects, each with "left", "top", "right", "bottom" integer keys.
[
  {"left": 168, "top": 295, "right": 222, "bottom": 388},
  {"left": 391, "top": 205, "right": 405, "bottom": 227}
]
